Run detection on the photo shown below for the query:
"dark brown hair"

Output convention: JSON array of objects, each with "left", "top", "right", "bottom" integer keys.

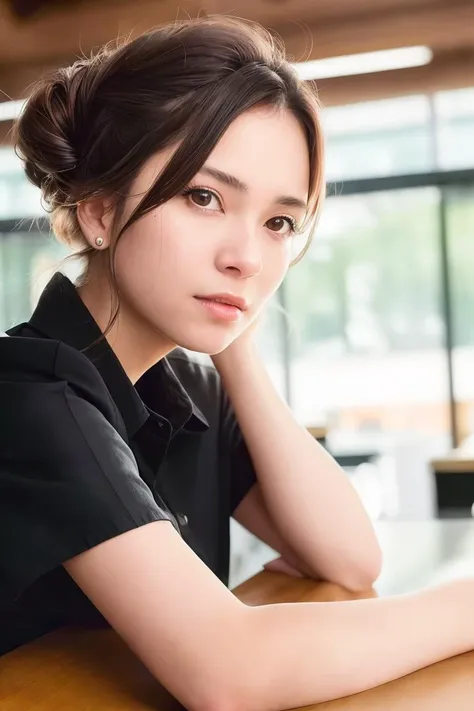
[{"left": 14, "top": 16, "right": 325, "bottom": 279}]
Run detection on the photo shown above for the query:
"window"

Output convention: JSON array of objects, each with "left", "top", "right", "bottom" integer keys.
[
  {"left": 0, "top": 229, "right": 69, "bottom": 331},
  {"left": 323, "top": 96, "right": 434, "bottom": 181},
  {"left": 435, "top": 88, "right": 474, "bottom": 170},
  {"left": 285, "top": 187, "right": 451, "bottom": 444},
  {"left": 446, "top": 184, "right": 474, "bottom": 444},
  {"left": 0, "top": 147, "right": 44, "bottom": 219}
]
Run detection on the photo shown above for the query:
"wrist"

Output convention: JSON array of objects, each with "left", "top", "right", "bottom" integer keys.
[{"left": 212, "top": 339, "right": 258, "bottom": 372}]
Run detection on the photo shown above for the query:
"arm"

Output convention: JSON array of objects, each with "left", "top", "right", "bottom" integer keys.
[
  {"left": 233, "top": 481, "right": 314, "bottom": 578},
  {"left": 65, "top": 524, "right": 474, "bottom": 711},
  {"left": 213, "top": 341, "right": 382, "bottom": 592}
]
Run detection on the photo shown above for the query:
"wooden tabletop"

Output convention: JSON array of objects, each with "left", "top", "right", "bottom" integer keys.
[
  {"left": 307, "top": 426, "right": 328, "bottom": 441},
  {"left": 2, "top": 520, "right": 474, "bottom": 711},
  {"left": 431, "top": 449, "right": 474, "bottom": 474}
]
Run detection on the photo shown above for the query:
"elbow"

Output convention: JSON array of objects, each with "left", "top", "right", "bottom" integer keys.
[
  {"left": 343, "top": 544, "right": 383, "bottom": 593},
  {"left": 342, "top": 570, "right": 379, "bottom": 594},
  {"left": 304, "top": 538, "right": 383, "bottom": 593}
]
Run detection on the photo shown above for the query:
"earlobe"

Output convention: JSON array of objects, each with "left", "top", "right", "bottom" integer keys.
[{"left": 77, "top": 196, "right": 115, "bottom": 250}]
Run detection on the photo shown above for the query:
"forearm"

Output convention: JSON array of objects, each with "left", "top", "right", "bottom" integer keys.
[
  {"left": 216, "top": 344, "right": 381, "bottom": 589},
  {"left": 237, "top": 579, "right": 474, "bottom": 710}
]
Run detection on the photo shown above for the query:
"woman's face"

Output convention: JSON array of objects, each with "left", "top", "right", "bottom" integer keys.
[{"left": 113, "top": 106, "right": 310, "bottom": 355}]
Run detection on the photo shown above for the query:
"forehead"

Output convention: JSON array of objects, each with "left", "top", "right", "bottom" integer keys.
[
  {"left": 208, "top": 106, "right": 310, "bottom": 200},
  {"left": 131, "top": 106, "right": 310, "bottom": 203}
]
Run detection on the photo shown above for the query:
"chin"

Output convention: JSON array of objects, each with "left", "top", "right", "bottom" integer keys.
[
  {"left": 178, "top": 340, "right": 233, "bottom": 357},
  {"left": 171, "top": 329, "right": 236, "bottom": 356}
]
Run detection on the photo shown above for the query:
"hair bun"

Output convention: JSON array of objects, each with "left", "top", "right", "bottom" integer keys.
[{"left": 14, "top": 65, "right": 86, "bottom": 206}]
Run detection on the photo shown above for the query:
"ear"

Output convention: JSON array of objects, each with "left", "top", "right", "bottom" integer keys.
[{"left": 76, "top": 196, "right": 116, "bottom": 250}]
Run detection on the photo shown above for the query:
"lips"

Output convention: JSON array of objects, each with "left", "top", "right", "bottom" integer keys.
[{"left": 195, "top": 294, "right": 248, "bottom": 311}]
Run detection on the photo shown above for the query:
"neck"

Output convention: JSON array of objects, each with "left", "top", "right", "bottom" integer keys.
[{"left": 77, "top": 263, "right": 175, "bottom": 384}]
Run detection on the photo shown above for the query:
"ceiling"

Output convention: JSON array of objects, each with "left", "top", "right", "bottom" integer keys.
[
  {"left": 0, "top": 0, "right": 473, "bottom": 111},
  {"left": 2, "top": 0, "right": 452, "bottom": 22},
  {"left": 5, "top": 0, "right": 73, "bottom": 18},
  {"left": 1, "top": 0, "right": 473, "bottom": 62}
]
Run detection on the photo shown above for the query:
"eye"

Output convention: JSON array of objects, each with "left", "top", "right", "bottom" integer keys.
[
  {"left": 266, "top": 216, "right": 298, "bottom": 237},
  {"left": 183, "top": 187, "right": 222, "bottom": 211}
]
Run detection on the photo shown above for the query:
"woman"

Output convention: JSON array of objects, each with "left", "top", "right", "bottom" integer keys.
[{"left": 1, "top": 16, "right": 473, "bottom": 711}]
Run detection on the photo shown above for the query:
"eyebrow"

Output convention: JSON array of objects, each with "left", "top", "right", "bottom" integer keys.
[{"left": 198, "top": 165, "right": 308, "bottom": 211}]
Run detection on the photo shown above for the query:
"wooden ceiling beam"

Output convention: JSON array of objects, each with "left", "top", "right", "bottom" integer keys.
[
  {"left": 281, "top": 1, "right": 474, "bottom": 63},
  {"left": 199, "top": 0, "right": 442, "bottom": 29},
  {"left": 0, "top": 60, "right": 61, "bottom": 100},
  {"left": 0, "top": 0, "right": 473, "bottom": 66},
  {"left": 0, "top": 0, "right": 198, "bottom": 63}
]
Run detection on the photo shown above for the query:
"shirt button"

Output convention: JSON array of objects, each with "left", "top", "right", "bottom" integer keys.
[{"left": 177, "top": 513, "right": 188, "bottom": 527}]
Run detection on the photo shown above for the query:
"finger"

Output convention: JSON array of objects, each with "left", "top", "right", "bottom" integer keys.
[{"left": 263, "top": 557, "right": 304, "bottom": 577}]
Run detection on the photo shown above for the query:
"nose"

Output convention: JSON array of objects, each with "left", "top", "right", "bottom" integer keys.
[{"left": 215, "top": 224, "right": 263, "bottom": 279}]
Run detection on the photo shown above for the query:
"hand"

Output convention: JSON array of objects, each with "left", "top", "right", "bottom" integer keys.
[
  {"left": 211, "top": 314, "right": 261, "bottom": 370},
  {"left": 263, "top": 556, "right": 305, "bottom": 578}
]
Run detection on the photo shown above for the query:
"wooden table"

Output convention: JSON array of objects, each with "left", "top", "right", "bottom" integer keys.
[
  {"left": 307, "top": 426, "right": 328, "bottom": 446},
  {"left": 2, "top": 521, "right": 474, "bottom": 711}
]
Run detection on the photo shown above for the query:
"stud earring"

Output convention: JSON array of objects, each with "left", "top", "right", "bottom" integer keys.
[{"left": 95, "top": 236, "right": 104, "bottom": 248}]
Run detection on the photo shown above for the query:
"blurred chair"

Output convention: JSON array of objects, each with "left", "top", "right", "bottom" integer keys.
[{"left": 431, "top": 444, "right": 474, "bottom": 518}]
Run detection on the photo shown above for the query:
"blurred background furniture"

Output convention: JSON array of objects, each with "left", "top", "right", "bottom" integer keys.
[
  {"left": 307, "top": 425, "right": 328, "bottom": 447},
  {"left": 431, "top": 445, "right": 474, "bottom": 517}
]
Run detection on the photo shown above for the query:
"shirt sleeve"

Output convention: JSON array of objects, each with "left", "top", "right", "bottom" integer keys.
[
  {"left": 229, "top": 434, "right": 258, "bottom": 515},
  {"left": 0, "top": 346, "right": 172, "bottom": 603}
]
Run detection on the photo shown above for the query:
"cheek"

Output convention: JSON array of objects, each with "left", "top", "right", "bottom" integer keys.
[
  {"left": 112, "top": 220, "right": 169, "bottom": 311},
  {"left": 260, "top": 241, "right": 291, "bottom": 299},
  {"left": 113, "top": 230, "right": 161, "bottom": 292},
  {"left": 112, "top": 207, "right": 205, "bottom": 305},
  {"left": 114, "top": 210, "right": 173, "bottom": 274}
]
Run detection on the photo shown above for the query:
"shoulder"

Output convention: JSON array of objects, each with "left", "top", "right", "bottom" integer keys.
[
  {"left": 1, "top": 331, "right": 60, "bottom": 378},
  {"left": 0, "top": 334, "right": 125, "bottom": 438},
  {"left": 0, "top": 334, "right": 170, "bottom": 603}
]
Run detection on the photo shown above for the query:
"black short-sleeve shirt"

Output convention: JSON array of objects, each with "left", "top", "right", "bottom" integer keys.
[{"left": 0, "top": 273, "right": 257, "bottom": 656}]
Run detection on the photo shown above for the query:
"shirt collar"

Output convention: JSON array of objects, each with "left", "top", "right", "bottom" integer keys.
[{"left": 28, "top": 272, "right": 209, "bottom": 437}]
